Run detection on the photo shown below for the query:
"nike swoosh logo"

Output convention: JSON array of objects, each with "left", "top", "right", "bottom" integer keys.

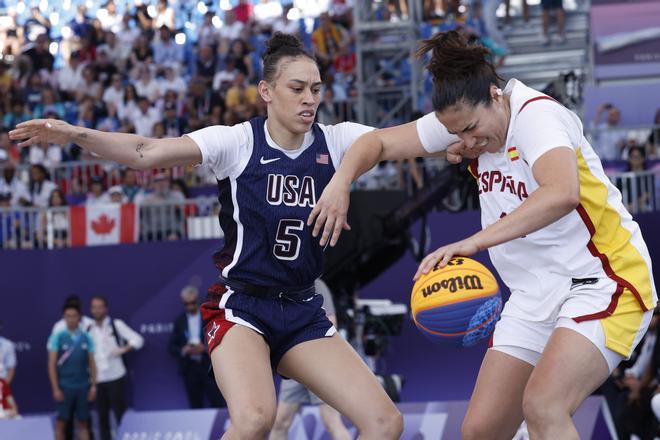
[{"left": 260, "top": 156, "right": 281, "bottom": 165}]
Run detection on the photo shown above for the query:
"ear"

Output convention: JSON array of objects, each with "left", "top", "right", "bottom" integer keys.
[
  {"left": 258, "top": 80, "right": 272, "bottom": 103},
  {"left": 490, "top": 85, "right": 503, "bottom": 104}
]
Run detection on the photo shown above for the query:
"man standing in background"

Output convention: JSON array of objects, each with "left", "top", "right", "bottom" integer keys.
[
  {"left": 169, "top": 286, "right": 225, "bottom": 409},
  {"left": 88, "top": 296, "right": 144, "bottom": 440},
  {"left": 48, "top": 303, "right": 96, "bottom": 440}
]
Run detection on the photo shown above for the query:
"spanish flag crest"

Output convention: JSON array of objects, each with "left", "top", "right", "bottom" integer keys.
[{"left": 507, "top": 146, "right": 520, "bottom": 161}]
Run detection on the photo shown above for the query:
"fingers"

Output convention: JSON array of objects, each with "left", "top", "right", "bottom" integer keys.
[
  {"left": 307, "top": 204, "right": 320, "bottom": 227},
  {"left": 319, "top": 213, "right": 340, "bottom": 246},
  {"left": 311, "top": 210, "right": 328, "bottom": 238},
  {"left": 18, "top": 136, "right": 41, "bottom": 148},
  {"left": 413, "top": 252, "right": 438, "bottom": 281},
  {"left": 447, "top": 152, "right": 463, "bottom": 164},
  {"left": 328, "top": 216, "right": 347, "bottom": 247}
]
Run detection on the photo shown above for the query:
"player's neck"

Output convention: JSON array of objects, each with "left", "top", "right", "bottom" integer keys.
[{"left": 265, "top": 118, "right": 305, "bottom": 151}]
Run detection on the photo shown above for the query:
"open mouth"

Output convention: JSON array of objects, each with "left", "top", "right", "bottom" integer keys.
[
  {"left": 476, "top": 138, "right": 489, "bottom": 148},
  {"left": 299, "top": 110, "right": 315, "bottom": 122}
]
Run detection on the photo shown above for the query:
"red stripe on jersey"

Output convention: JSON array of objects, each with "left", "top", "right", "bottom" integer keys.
[
  {"left": 571, "top": 204, "right": 649, "bottom": 322},
  {"left": 518, "top": 96, "right": 559, "bottom": 114},
  {"left": 467, "top": 158, "right": 479, "bottom": 180}
]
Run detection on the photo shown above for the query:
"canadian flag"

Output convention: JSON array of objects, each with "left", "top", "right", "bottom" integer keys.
[{"left": 70, "top": 204, "right": 139, "bottom": 246}]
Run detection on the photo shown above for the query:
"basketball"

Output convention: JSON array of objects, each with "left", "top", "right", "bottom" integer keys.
[{"left": 411, "top": 257, "right": 502, "bottom": 347}]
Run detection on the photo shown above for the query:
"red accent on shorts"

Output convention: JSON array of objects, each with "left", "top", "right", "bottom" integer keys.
[
  {"left": 201, "top": 282, "right": 235, "bottom": 355},
  {"left": 571, "top": 204, "right": 648, "bottom": 323},
  {"left": 487, "top": 334, "right": 494, "bottom": 348}
]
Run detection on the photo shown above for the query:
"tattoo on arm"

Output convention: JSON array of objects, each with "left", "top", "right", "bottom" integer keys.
[
  {"left": 78, "top": 131, "right": 88, "bottom": 139},
  {"left": 136, "top": 142, "right": 144, "bottom": 159}
]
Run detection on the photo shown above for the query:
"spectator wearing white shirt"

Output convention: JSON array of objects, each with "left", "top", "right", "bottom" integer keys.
[
  {"left": 97, "top": 0, "right": 122, "bottom": 33},
  {"left": 29, "top": 142, "right": 62, "bottom": 168},
  {"left": 116, "top": 15, "right": 141, "bottom": 62},
  {"left": 0, "top": 166, "right": 31, "bottom": 207},
  {"left": 154, "top": 0, "right": 175, "bottom": 30},
  {"left": 28, "top": 164, "right": 57, "bottom": 208},
  {"left": 272, "top": 6, "right": 300, "bottom": 36},
  {"left": 102, "top": 74, "right": 125, "bottom": 110},
  {"left": 87, "top": 296, "right": 144, "bottom": 440},
  {"left": 591, "top": 102, "right": 628, "bottom": 160},
  {"left": 57, "top": 52, "right": 86, "bottom": 101},
  {"left": 97, "top": 31, "right": 125, "bottom": 69},
  {"left": 134, "top": 66, "right": 161, "bottom": 104},
  {"left": 219, "top": 10, "right": 244, "bottom": 42},
  {"left": 158, "top": 66, "right": 187, "bottom": 100},
  {"left": 198, "top": 12, "right": 220, "bottom": 49},
  {"left": 132, "top": 97, "right": 161, "bottom": 137}
]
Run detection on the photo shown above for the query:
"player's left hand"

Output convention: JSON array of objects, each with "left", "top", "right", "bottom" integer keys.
[
  {"left": 413, "top": 237, "right": 481, "bottom": 281},
  {"left": 88, "top": 385, "right": 97, "bottom": 402},
  {"left": 446, "top": 140, "right": 481, "bottom": 164}
]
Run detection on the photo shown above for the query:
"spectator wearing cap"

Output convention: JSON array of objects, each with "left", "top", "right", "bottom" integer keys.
[{"left": 107, "top": 186, "right": 126, "bottom": 204}]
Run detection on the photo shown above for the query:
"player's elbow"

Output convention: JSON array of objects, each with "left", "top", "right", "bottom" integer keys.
[{"left": 560, "top": 184, "right": 580, "bottom": 212}]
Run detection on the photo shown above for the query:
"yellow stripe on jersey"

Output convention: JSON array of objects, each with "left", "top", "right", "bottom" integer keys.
[
  {"left": 575, "top": 148, "right": 654, "bottom": 311},
  {"left": 575, "top": 148, "right": 654, "bottom": 355}
]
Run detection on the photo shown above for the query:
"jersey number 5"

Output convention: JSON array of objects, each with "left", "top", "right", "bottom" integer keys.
[{"left": 273, "top": 219, "right": 304, "bottom": 261}]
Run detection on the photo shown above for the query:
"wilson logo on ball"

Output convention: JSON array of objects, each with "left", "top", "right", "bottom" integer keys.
[{"left": 421, "top": 275, "right": 484, "bottom": 297}]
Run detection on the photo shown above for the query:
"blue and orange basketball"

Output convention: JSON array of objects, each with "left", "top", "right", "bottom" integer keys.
[{"left": 411, "top": 257, "right": 502, "bottom": 347}]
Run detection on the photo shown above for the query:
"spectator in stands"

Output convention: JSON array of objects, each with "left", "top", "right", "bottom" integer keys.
[
  {"left": 3, "top": 98, "right": 30, "bottom": 130},
  {"left": 622, "top": 146, "right": 653, "bottom": 213},
  {"left": 254, "top": 0, "right": 283, "bottom": 31},
  {"left": 0, "top": 11, "right": 23, "bottom": 58},
  {"left": 591, "top": 102, "right": 628, "bottom": 160},
  {"left": 152, "top": 121, "right": 166, "bottom": 139},
  {"left": 159, "top": 67, "right": 187, "bottom": 101},
  {"left": 234, "top": 0, "right": 255, "bottom": 24},
  {"left": 97, "top": 103, "right": 122, "bottom": 133},
  {"left": 219, "top": 9, "right": 244, "bottom": 44},
  {"left": 317, "top": 88, "right": 340, "bottom": 125},
  {"left": 128, "top": 35, "right": 154, "bottom": 75},
  {"left": 95, "top": 49, "right": 119, "bottom": 88},
  {"left": 540, "top": 0, "right": 566, "bottom": 45},
  {"left": 118, "top": 84, "right": 139, "bottom": 125},
  {"left": 224, "top": 72, "right": 258, "bottom": 121},
  {"left": 120, "top": 169, "right": 142, "bottom": 202},
  {"left": 0, "top": 320, "right": 16, "bottom": 386},
  {"left": 212, "top": 59, "right": 238, "bottom": 94},
  {"left": 48, "top": 302, "right": 96, "bottom": 440},
  {"left": 169, "top": 286, "right": 225, "bottom": 409},
  {"left": 162, "top": 101, "right": 186, "bottom": 137},
  {"left": 0, "top": 164, "right": 30, "bottom": 207},
  {"left": 34, "top": 88, "right": 65, "bottom": 119},
  {"left": 646, "top": 108, "right": 660, "bottom": 159},
  {"left": 195, "top": 45, "right": 219, "bottom": 87},
  {"left": 107, "top": 185, "right": 126, "bottom": 204},
  {"left": 57, "top": 52, "right": 86, "bottom": 102},
  {"left": 86, "top": 177, "right": 110, "bottom": 205},
  {"left": 134, "top": 66, "right": 160, "bottom": 104},
  {"left": 312, "top": 13, "right": 350, "bottom": 77},
  {"left": 87, "top": 295, "right": 144, "bottom": 440},
  {"left": 98, "top": 0, "right": 122, "bottom": 33},
  {"left": 227, "top": 39, "right": 255, "bottom": 82},
  {"left": 29, "top": 138, "right": 62, "bottom": 168},
  {"left": 102, "top": 74, "right": 125, "bottom": 111},
  {"left": 23, "top": 72, "right": 45, "bottom": 113},
  {"left": 0, "top": 131, "right": 12, "bottom": 163},
  {"left": 70, "top": 5, "right": 93, "bottom": 40},
  {"left": 154, "top": 0, "right": 175, "bottom": 30},
  {"left": 28, "top": 164, "right": 57, "bottom": 208},
  {"left": 198, "top": 12, "right": 220, "bottom": 50},
  {"left": 77, "top": 65, "right": 102, "bottom": 102},
  {"left": 0, "top": 376, "right": 19, "bottom": 419},
  {"left": 153, "top": 26, "right": 183, "bottom": 71},
  {"left": 39, "top": 188, "right": 69, "bottom": 249},
  {"left": 22, "top": 33, "right": 54, "bottom": 74},
  {"left": 132, "top": 97, "right": 161, "bottom": 137},
  {"left": 272, "top": 5, "right": 300, "bottom": 36}
]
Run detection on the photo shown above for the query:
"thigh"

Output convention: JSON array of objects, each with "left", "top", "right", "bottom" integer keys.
[
  {"left": 277, "top": 334, "right": 396, "bottom": 429},
  {"left": 211, "top": 325, "right": 277, "bottom": 419},
  {"left": 73, "top": 387, "right": 91, "bottom": 422},
  {"left": 525, "top": 327, "right": 610, "bottom": 414},
  {"left": 463, "top": 349, "right": 534, "bottom": 438}
]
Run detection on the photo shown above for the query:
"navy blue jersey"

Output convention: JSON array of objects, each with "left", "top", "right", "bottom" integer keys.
[{"left": 213, "top": 117, "right": 336, "bottom": 286}]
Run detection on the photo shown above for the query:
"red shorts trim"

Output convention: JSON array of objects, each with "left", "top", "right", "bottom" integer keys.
[{"left": 201, "top": 282, "right": 235, "bottom": 355}]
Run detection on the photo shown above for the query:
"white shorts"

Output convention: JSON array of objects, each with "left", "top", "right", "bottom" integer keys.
[{"left": 491, "top": 314, "right": 650, "bottom": 372}]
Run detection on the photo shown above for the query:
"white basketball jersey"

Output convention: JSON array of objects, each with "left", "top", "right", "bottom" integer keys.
[{"left": 418, "top": 79, "right": 656, "bottom": 321}]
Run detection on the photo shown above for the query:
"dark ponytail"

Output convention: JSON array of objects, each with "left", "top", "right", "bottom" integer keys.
[
  {"left": 262, "top": 32, "right": 317, "bottom": 82},
  {"left": 416, "top": 30, "right": 502, "bottom": 112}
]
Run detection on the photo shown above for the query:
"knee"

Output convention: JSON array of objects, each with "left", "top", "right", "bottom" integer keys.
[
  {"left": 461, "top": 414, "right": 491, "bottom": 440},
  {"left": 522, "top": 391, "right": 561, "bottom": 426},
  {"left": 270, "top": 412, "right": 293, "bottom": 434},
  {"left": 361, "top": 407, "right": 403, "bottom": 439},
  {"left": 231, "top": 405, "right": 276, "bottom": 439}
]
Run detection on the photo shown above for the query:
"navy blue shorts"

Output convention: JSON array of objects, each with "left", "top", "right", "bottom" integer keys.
[
  {"left": 541, "top": 0, "right": 563, "bottom": 10},
  {"left": 201, "top": 281, "right": 336, "bottom": 370}
]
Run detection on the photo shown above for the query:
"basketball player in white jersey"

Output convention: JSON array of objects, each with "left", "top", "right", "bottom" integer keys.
[
  {"left": 308, "top": 30, "right": 656, "bottom": 440},
  {"left": 10, "top": 33, "right": 403, "bottom": 440}
]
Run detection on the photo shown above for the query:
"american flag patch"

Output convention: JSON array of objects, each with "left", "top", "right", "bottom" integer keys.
[
  {"left": 316, "top": 153, "right": 329, "bottom": 164},
  {"left": 507, "top": 147, "right": 519, "bottom": 161}
]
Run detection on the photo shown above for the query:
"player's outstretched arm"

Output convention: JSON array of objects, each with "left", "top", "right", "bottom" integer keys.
[{"left": 9, "top": 119, "right": 202, "bottom": 170}]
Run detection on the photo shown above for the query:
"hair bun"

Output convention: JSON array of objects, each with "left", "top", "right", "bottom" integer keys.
[
  {"left": 263, "top": 32, "right": 304, "bottom": 61},
  {"left": 416, "top": 30, "right": 491, "bottom": 82}
]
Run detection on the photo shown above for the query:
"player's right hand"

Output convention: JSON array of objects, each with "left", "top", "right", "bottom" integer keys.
[
  {"left": 53, "top": 388, "right": 64, "bottom": 402},
  {"left": 9, "top": 119, "right": 73, "bottom": 147},
  {"left": 307, "top": 176, "right": 352, "bottom": 247}
]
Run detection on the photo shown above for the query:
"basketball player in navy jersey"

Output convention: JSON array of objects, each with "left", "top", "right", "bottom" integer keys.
[{"left": 10, "top": 33, "right": 403, "bottom": 439}]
